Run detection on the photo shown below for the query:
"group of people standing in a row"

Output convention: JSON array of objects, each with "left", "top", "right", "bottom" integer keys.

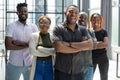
[{"left": 5, "top": 2, "right": 109, "bottom": 80}]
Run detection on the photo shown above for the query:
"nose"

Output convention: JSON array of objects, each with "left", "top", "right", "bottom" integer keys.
[
  {"left": 22, "top": 11, "right": 27, "bottom": 15},
  {"left": 81, "top": 18, "right": 84, "bottom": 21},
  {"left": 72, "top": 12, "right": 76, "bottom": 16}
]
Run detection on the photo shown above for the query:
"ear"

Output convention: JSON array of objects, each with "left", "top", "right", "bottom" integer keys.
[
  {"left": 64, "top": 12, "right": 67, "bottom": 16},
  {"left": 16, "top": 12, "right": 19, "bottom": 15}
]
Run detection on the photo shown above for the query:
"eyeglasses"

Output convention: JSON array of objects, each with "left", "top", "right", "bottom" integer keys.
[{"left": 39, "top": 21, "right": 50, "bottom": 26}]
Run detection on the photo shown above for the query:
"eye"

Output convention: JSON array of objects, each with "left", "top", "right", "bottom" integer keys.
[
  {"left": 39, "top": 21, "right": 50, "bottom": 26},
  {"left": 69, "top": 10, "right": 73, "bottom": 13},
  {"left": 69, "top": 10, "right": 78, "bottom": 14}
]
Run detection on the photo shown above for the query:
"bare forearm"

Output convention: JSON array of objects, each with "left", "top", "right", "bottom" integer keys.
[
  {"left": 96, "top": 37, "right": 108, "bottom": 49},
  {"left": 6, "top": 44, "right": 28, "bottom": 50},
  {"left": 5, "top": 37, "right": 28, "bottom": 50},
  {"left": 57, "top": 47, "right": 80, "bottom": 54},
  {"left": 96, "top": 42, "right": 108, "bottom": 49},
  {"left": 12, "top": 40, "right": 28, "bottom": 46},
  {"left": 71, "top": 39, "right": 93, "bottom": 51},
  {"left": 54, "top": 41, "right": 80, "bottom": 54}
]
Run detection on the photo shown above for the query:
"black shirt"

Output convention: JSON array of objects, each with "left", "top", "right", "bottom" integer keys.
[
  {"left": 92, "top": 29, "right": 108, "bottom": 63},
  {"left": 52, "top": 22, "right": 91, "bottom": 74}
]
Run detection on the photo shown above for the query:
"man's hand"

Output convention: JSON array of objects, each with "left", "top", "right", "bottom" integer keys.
[
  {"left": 12, "top": 40, "right": 28, "bottom": 47},
  {"left": 5, "top": 36, "right": 29, "bottom": 50}
]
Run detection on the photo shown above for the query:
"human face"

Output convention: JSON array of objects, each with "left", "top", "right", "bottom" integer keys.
[
  {"left": 78, "top": 14, "right": 87, "bottom": 26},
  {"left": 39, "top": 18, "right": 50, "bottom": 34},
  {"left": 17, "top": 6, "right": 28, "bottom": 22},
  {"left": 65, "top": 6, "right": 79, "bottom": 24},
  {"left": 91, "top": 14, "right": 100, "bottom": 30}
]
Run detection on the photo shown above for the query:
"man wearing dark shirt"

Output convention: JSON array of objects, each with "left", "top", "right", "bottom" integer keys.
[
  {"left": 78, "top": 12, "right": 96, "bottom": 80},
  {"left": 52, "top": 5, "right": 93, "bottom": 80}
]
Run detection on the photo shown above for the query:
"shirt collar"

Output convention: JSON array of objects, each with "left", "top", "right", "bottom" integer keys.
[
  {"left": 63, "top": 21, "right": 78, "bottom": 31},
  {"left": 17, "top": 20, "right": 29, "bottom": 26}
]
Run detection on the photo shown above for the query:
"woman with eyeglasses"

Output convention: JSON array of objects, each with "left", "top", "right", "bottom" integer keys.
[{"left": 29, "top": 16, "right": 55, "bottom": 80}]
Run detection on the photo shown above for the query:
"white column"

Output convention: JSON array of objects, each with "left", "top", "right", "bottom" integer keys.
[{"left": 101, "top": 0, "right": 112, "bottom": 59}]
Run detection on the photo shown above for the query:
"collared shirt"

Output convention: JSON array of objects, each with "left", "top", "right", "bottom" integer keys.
[
  {"left": 6, "top": 20, "right": 38, "bottom": 66},
  {"left": 51, "top": 22, "right": 91, "bottom": 74}
]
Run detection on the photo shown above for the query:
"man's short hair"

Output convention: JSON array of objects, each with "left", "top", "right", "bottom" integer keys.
[
  {"left": 79, "top": 12, "right": 88, "bottom": 18},
  {"left": 16, "top": 3, "right": 27, "bottom": 11},
  {"left": 65, "top": 5, "right": 79, "bottom": 12}
]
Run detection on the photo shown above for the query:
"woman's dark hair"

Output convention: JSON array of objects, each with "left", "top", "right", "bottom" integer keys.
[{"left": 16, "top": 3, "right": 27, "bottom": 11}]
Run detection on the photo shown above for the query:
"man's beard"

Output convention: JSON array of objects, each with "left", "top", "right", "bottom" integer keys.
[{"left": 19, "top": 17, "right": 27, "bottom": 22}]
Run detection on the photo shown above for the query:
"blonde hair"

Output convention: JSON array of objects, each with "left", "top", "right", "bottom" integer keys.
[{"left": 38, "top": 16, "right": 51, "bottom": 24}]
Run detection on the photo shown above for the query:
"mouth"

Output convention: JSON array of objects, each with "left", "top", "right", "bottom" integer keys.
[
  {"left": 95, "top": 23, "right": 99, "bottom": 26},
  {"left": 70, "top": 17, "right": 76, "bottom": 22},
  {"left": 79, "top": 20, "right": 86, "bottom": 25},
  {"left": 81, "top": 22, "right": 85, "bottom": 24},
  {"left": 21, "top": 15, "right": 26, "bottom": 18}
]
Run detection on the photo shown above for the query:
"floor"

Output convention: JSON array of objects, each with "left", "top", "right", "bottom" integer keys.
[
  {"left": 0, "top": 57, "right": 5, "bottom": 80},
  {"left": 0, "top": 57, "right": 120, "bottom": 80},
  {"left": 93, "top": 60, "right": 120, "bottom": 80}
]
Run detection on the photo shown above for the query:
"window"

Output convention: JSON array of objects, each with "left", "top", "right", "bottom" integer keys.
[
  {"left": 112, "top": 0, "right": 119, "bottom": 46},
  {"left": 89, "top": 0, "right": 101, "bottom": 15}
]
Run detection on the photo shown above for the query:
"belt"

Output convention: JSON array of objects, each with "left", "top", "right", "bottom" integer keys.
[{"left": 37, "top": 56, "right": 52, "bottom": 61}]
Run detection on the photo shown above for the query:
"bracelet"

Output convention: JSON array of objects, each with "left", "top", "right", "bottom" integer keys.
[
  {"left": 93, "top": 39, "right": 97, "bottom": 49},
  {"left": 68, "top": 42, "right": 72, "bottom": 47}
]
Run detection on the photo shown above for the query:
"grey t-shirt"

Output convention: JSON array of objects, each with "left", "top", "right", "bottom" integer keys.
[{"left": 81, "top": 26, "right": 96, "bottom": 66}]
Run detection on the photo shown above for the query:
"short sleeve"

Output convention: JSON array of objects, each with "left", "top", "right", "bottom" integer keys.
[
  {"left": 51, "top": 25, "right": 63, "bottom": 43},
  {"left": 31, "top": 24, "right": 39, "bottom": 32},
  {"left": 103, "top": 30, "right": 108, "bottom": 37},
  {"left": 5, "top": 24, "right": 14, "bottom": 37}
]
